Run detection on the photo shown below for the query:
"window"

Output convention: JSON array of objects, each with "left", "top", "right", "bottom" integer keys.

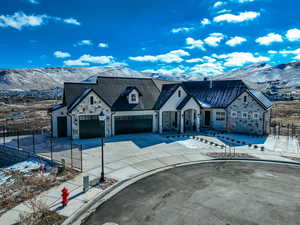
[
  {"left": 90, "top": 96, "right": 94, "bottom": 105},
  {"left": 242, "top": 112, "right": 247, "bottom": 119},
  {"left": 131, "top": 94, "right": 137, "bottom": 102},
  {"left": 178, "top": 90, "right": 181, "bottom": 98},
  {"left": 216, "top": 112, "right": 226, "bottom": 121},
  {"left": 244, "top": 96, "right": 247, "bottom": 103},
  {"left": 231, "top": 111, "right": 237, "bottom": 118},
  {"left": 253, "top": 113, "right": 259, "bottom": 119}
]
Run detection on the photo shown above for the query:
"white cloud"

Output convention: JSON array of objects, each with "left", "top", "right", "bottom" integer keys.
[
  {"left": 64, "top": 18, "right": 80, "bottom": 26},
  {"left": 286, "top": 28, "right": 300, "bottom": 42},
  {"left": 75, "top": 40, "right": 93, "bottom": 46},
  {"left": 98, "top": 42, "right": 109, "bottom": 48},
  {"left": 171, "top": 27, "right": 194, "bottom": 33},
  {"left": 28, "top": 0, "right": 39, "bottom": 4},
  {"left": 238, "top": 0, "right": 256, "bottom": 2},
  {"left": 190, "top": 62, "right": 224, "bottom": 76},
  {"left": 255, "top": 33, "right": 283, "bottom": 46},
  {"left": 217, "top": 9, "right": 232, "bottom": 14},
  {"left": 213, "top": 11, "right": 260, "bottom": 23},
  {"left": 204, "top": 33, "right": 224, "bottom": 47},
  {"left": 278, "top": 48, "right": 300, "bottom": 60},
  {"left": 79, "top": 54, "right": 113, "bottom": 64},
  {"left": 213, "top": 1, "right": 224, "bottom": 8},
  {"left": 201, "top": 18, "right": 211, "bottom": 26},
  {"left": 0, "top": 12, "right": 47, "bottom": 30},
  {"left": 185, "top": 37, "right": 205, "bottom": 50},
  {"left": 129, "top": 49, "right": 190, "bottom": 63},
  {"left": 64, "top": 59, "right": 89, "bottom": 66},
  {"left": 226, "top": 36, "right": 247, "bottom": 47},
  {"left": 54, "top": 51, "right": 71, "bottom": 58},
  {"left": 268, "top": 50, "right": 278, "bottom": 54},
  {"left": 215, "top": 52, "right": 270, "bottom": 67},
  {"left": 0, "top": 12, "right": 81, "bottom": 30},
  {"left": 64, "top": 54, "right": 114, "bottom": 66},
  {"left": 186, "top": 58, "right": 204, "bottom": 63}
]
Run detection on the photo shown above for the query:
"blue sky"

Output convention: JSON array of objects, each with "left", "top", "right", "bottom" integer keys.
[{"left": 1, "top": 0, "right": 300, "bottom": 77}]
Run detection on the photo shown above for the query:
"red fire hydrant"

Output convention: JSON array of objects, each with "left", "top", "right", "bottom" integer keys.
[{"left": 61, "top": 187, "right": 69, "bottom": 207}]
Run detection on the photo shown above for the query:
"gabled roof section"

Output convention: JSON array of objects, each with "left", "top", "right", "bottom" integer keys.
[
  {"left": 153, "top": 83, "right": 181, "bottom": 109},
  {"left": 247, "top": 89, "right": 272, "bottom": 110},
  {"left": 176, "top": 95, "right": 202, "bottom": 110},
  {"left": 122, "top": 86, "right": 143, "bottom": 96},
  {"left": 68, "top": 88, "right": 110, "bottom": 112},
  {"left": 182, "top": 80, "right": 248, "bottom": 108},
  {"left": 64, "top": 76, "right": 161, "bottom": 111}
]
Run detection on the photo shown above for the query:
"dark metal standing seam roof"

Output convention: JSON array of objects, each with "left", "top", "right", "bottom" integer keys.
[
  {"left": 247, "top": 89, "right": 272, "bottom": 109},
  {"left": 64, "top": 77, "right": 162, "bottom": 111},
  {"left": 182, "top": 80, "right": 249, "bottom": 108}
]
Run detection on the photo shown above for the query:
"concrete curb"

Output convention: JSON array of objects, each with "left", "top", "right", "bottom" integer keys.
[{"left": 61, "top": 158, "right": 300, "bottom": 225}]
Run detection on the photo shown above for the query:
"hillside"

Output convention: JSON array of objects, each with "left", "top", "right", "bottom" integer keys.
[{"left": 0, "top": 62, "right": 300, "bottom": 94}]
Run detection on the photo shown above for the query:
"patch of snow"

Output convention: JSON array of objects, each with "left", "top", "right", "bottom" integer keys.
[
  {"left": 5, "top": 157, "right": 52, "bottom": 173},
  {"left": 0, "top": 157, "right": 52, "bottom": 186},
  {"left": 176, "top": 139, "right": 200, "bottom": 149}
]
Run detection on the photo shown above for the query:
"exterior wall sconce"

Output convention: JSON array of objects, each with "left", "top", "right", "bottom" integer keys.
[{"left": 99, "top": 111, "right": 106, "bottom": 121}]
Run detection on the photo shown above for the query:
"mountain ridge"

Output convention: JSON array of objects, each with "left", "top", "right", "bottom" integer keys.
[{"left": 0, "top": 62, "right": 299, "bottom": 92}]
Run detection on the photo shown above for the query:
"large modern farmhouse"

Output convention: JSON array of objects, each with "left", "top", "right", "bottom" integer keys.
[{"left": 49, "top": 76, "right": 272, "bottom": 139}]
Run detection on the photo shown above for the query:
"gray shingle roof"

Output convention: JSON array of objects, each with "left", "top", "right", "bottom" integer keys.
[{"left": 64, "top": 77, "right": 162, "bottom": 111}]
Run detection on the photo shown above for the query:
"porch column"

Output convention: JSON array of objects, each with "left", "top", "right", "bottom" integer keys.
[
  {"left": 180, "top": 110, "right": 184, "bottom": 133},
  {"left": 196, "top": 110, "right": 200, "bottom": 132},
  {"left": 159, "top": 111, "right": 163, "bottom": 134}
]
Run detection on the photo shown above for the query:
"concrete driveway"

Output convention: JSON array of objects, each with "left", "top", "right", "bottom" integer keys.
[{"left": 73, "top": 133, "right": 211, "bottom": 172}]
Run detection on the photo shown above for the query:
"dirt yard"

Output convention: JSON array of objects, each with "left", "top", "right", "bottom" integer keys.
[
  {"left": 271, "top": 101, "right": 300, "bottom": 125},
  {"left": 0, "top": 100, "right": 60, "bottom": 132}
]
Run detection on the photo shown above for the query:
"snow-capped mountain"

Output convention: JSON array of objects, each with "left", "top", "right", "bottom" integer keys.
[
  {"left": 0, "top": 62, "right": 300, "bottom": 91},
  {"left": 216, "top": 61, "right": 300, "bottom": 90}
]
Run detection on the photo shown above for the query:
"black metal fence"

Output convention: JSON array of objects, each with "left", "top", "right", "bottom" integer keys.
[
  {"left": 269, "top": 122, "right": 300, "bottom": 139},
  {"left": 0, "top": 128, "right": 83, "bottom": 172}
]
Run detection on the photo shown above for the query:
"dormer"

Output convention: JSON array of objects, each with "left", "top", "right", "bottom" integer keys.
[{"left": 123, "top": 87, "right": 142, "bottom": 104}]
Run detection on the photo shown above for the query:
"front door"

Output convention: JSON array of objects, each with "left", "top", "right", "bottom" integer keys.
[{"left": 204, "top": 111, "right": 211, "bottom": 127}]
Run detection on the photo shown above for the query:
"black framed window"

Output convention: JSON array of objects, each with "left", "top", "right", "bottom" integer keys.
[{"left": 90, "top": 96, "right": 94, "bottom": 105}]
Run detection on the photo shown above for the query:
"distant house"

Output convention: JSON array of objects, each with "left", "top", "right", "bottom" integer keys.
[{"left": 48, "top": 76, "right": 272, "bottom": 139}]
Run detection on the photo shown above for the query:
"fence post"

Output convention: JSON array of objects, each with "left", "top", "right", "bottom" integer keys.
[
  {"left": 32, "top": 130, "right": 36, "bottom": 154},
  {"left": 3, "top": 125, "right": 5, "bottom": 147},
  {"left": 81, "top": 144, "right": 83, "bottom": 172},
  {"left": 17, "top": 130, "right": 20, "bottom": 151},
  {"left": 50, "top": 138, "right": 53, "bottom": 162},
  {"left": 70, "top": 141, "right": 73, "bottom": 168}
]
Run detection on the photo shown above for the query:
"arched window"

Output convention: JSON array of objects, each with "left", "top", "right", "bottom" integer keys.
[
  {"left": 244, "top": 96, "right": 247, "bottom": 103},
  {"left": 90, "top": 96, "right": 94, "bottom": 105}
]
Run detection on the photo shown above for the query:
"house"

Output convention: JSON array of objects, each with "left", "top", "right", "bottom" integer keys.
[{"left": 48, "top": 76, "right": 272, "bottom": 139}]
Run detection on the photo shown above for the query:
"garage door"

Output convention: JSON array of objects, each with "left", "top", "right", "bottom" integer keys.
[
  {"left": 115, "top": 115, "right": 153, "bottom": 135},
  {"left": 57, "top": 116, "right": 67, "bottom": 137},
  {"left": 79, "top": 115, "right": 105, "bottom": 139}
]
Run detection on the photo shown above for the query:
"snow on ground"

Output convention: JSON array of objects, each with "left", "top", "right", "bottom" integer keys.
[
  {"left": 0, "top": 157, "right": 52, "bottom": 186},
  {"left": 173, "top": 138, "right": 200, "bottom": 149}
]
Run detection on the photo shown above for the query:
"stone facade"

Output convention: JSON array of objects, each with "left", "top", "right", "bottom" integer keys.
[
  {"left": 70, "top": 92, "right": 111, "bottom": 139},
  {"left": 227, "top": 92, "right": 269, "bottom": 135}
]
